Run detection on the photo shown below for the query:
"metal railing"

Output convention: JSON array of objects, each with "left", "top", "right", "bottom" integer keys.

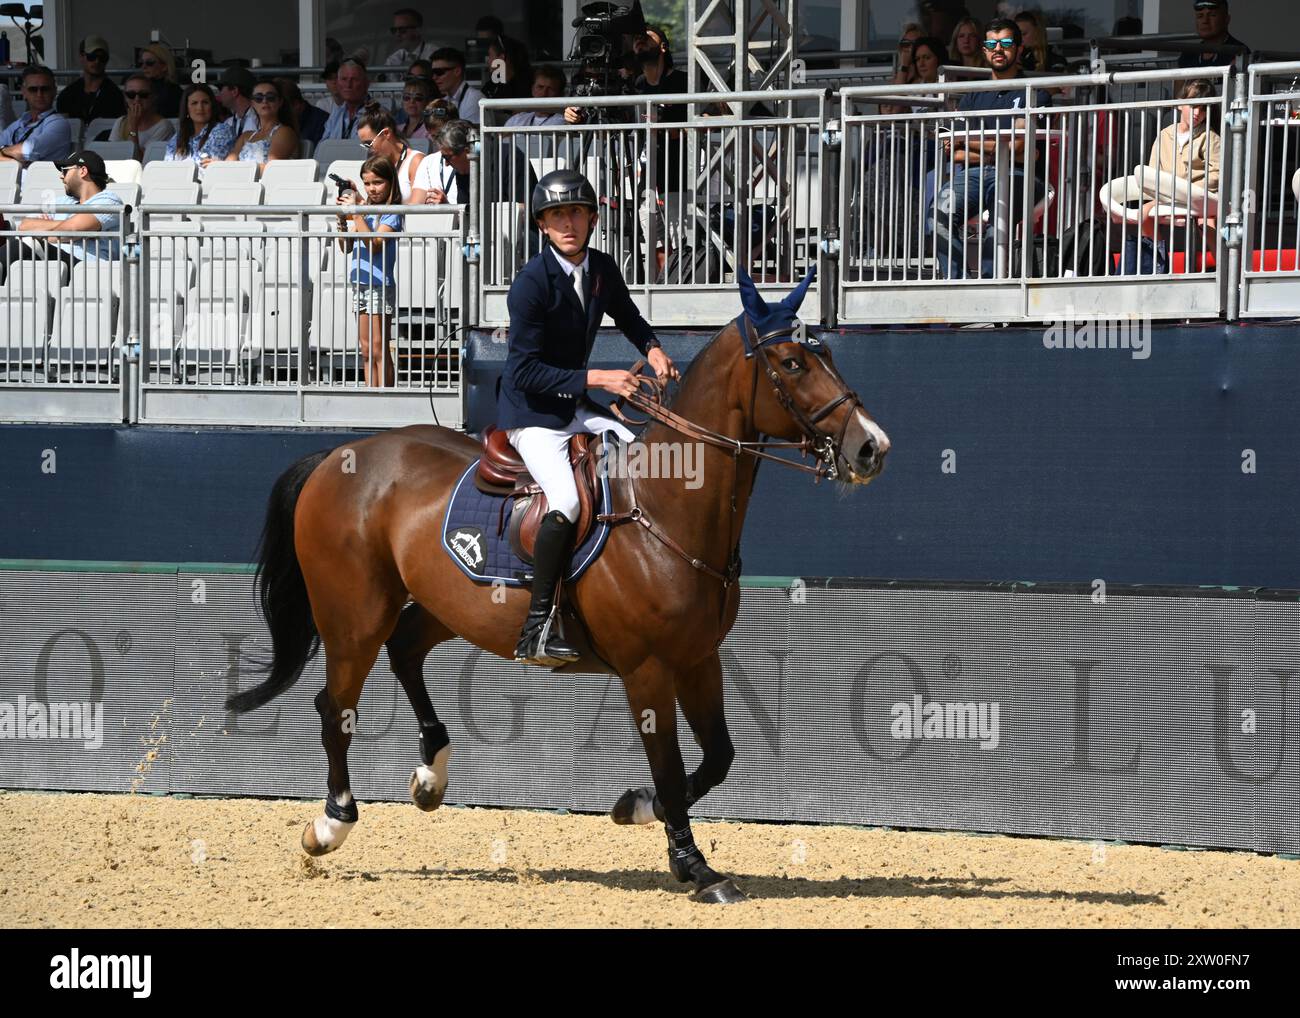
[
  {"left": 477, "top": 89, "right": 829, "bottom": 327},
  {"left": 0, "top": 203, "right": 465, "bottom": 427},
  {"left": 835, "top": 67, "right": 1231, "bottom": 325},
  {"left": 1238, "top": 61, "right": 1300, "bottom": 317}
]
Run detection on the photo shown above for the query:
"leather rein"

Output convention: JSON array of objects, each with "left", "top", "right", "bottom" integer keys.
[{"left": 596, "top": 319, "right": 862, "bottom": 592}]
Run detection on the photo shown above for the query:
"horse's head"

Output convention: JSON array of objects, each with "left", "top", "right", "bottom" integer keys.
[{"left": 736, "top": 268, "right": 890, "bottom": 484}]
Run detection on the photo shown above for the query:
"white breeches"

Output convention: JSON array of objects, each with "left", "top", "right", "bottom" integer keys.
[{"left": 508, "top": 407, "right": 635, "bottom": 524}]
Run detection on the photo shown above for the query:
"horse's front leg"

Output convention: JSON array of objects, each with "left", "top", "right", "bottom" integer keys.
[{"left": 620, "top": 656, "right": 746, "bottom": 904}]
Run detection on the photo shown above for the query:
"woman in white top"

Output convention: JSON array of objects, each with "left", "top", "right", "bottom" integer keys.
[
  {"left": 111, "top": 73, "right": 175, "bottom": 161},
  {"left": 355, "top": 103, "right": 427, "bottom": 204},
  {"left": 227, "top": 78, "right": 299, "bottom": 173}
]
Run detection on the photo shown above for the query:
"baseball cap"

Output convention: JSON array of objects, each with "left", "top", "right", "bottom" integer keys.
[
  {"left": 218, "top": 66, "right": 257, "bottom": 95},
  {"left": 1193, "top": 0, "right": 1227, "bottom": 9},
  {"left": 56, "top": 150, "right": 112, "bottom": 184},
  {"left": 80, "top": 36, "right": 110, "bottom": 57}
]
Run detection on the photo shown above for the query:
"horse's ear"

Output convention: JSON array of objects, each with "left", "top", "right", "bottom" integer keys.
[
  {"left": 778, "top": 265, "right": 817, "bottom": 314},
  {"left": 736, "top": 267, "right": 769, "bottom": 322}
]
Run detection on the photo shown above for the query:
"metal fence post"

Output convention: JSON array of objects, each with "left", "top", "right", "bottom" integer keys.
[
  {"left": 121, "top": 207, "right": 137, "bottom": 423},
  {"left": 1225, "top": 71, "right": 1248, "bottom": 321},
  {"left": 467, "top": 126, "right": 481, "bottom": 331}
]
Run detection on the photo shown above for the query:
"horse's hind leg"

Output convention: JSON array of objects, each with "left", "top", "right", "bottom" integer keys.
[
  {"left": 386, "top": 602, "right": 455, "bottom": 811},
  {"left": 612, "top": 652, "right": 735, "bottom": 825},
  {"left": 301, "top": 644, "right": 382, "bottom": 856}
]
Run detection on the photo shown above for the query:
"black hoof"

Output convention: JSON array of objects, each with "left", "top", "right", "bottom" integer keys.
[{"left": 692, "top": 878, "right": 748, "bottom": 904}]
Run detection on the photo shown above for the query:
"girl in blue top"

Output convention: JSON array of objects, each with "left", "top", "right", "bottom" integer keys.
[{"left": 335, "top": 154, "right": 403, "bottom": 387}]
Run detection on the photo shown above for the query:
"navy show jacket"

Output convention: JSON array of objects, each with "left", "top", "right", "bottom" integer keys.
[{"left": 497, "top": 245, "right": 659, "bottom": 430}]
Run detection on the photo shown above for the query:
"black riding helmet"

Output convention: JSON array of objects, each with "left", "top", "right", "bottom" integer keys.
[{"left": 531, "top": 168, "right": 597, "bottom": 222}]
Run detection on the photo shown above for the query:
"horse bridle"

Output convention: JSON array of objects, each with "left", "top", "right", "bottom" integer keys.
[
  {"left": 599, "top": 316, "right": 864, "bottom": 598},
  {"left": 612, "top": 317, "right": 863, "bottom": 483}
]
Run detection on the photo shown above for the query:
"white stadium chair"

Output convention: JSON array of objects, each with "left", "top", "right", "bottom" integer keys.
[
  {"left": 142, "top": 182, "right": 200, "bottom": 220},
  {"left": 84, "top": 117, "right": 118, "bottom": 144},
  {"left": 199, "top": 183, "right": 264, "bottom": 221},
  {"left": 106, "top": 181, "right": 142, "bottom": 207},
  {"left": 0, "top": 162, "right": 19, "bottom": 191},
  {"left": 141, "top": 160, "right": 197, "bottom": 190},
  {"left": 142, "top": 141, "right": 171, "bottom": 165},
  {"left": 20, "top": 161, "right": 62, "bottom": 197},
  {"left": 322, "top": 160, "right": 364, "bottom": 202},
  {"left": 263, "top": 182, "right": 325, "bottom": 207},
  {"left": 103, "top": 159, "right": 142, "bottom": 185},
  {"left": 199, "top": 160, "right": 258, "bottom": 196},
  {"left": 48, "top": 259, "right": 122, "bottom": 381},
  {"left": 259, "top": 159, "right": 319, "bottom": 189},
  {"left": 88, "top": 141, "right": 137, "bottom": 162},
  {"left": 313, "top": 139, "right": 368, "bottom": 176},
  {"left": 0, "top": 259, "right": 67, "bottom": 380},
  {"left": 0, "top": 183, "right": 15, "bottom": 206}
]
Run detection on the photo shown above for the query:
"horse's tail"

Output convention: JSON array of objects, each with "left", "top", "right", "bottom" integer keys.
[{"left": 226, "top": 449, "right": 332, "bottom": 714}]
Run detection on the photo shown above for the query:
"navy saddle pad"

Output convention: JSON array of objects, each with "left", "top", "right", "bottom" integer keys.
[{"left": 441, "top": 430, "right": 616, "bottom": 586}]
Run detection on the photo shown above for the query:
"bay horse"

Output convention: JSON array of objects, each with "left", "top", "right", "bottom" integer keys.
[{"left": 227, "top": 271, "right": 890, "bottom": 903}]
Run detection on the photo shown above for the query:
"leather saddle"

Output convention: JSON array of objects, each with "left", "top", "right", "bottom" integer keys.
[{"left": 475, "top": 425, "right": 601, "bottom": 565}]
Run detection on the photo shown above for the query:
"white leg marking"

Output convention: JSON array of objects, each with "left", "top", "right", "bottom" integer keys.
[
  {"left": 631, "top": 788, "right": 658, "bottom": 826},
  {"left": 311, "top": 814, "right": 355, "bottom": 852},
  {"left": 413, "top": 744, "right": 452, "bottom": 796}
]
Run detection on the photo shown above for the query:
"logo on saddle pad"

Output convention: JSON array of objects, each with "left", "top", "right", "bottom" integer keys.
[{"left": 449, "top": 527, "right": 486, "bottom": 573}]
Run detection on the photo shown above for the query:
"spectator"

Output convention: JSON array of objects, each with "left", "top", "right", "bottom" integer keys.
[
  {"left": 315, "top": 60, "right": 342, "bottom": 114},
  {"left": 397, "top": 76, "right": 436, "bottom": 139},
  {"left": 325, "top": 38, "right": 345, "bottom": 66},
  {"left": 1178, "top": 0, "right": 1247, "bottom": 68},
  {"left": 1114, "top": 16, "right": 1143, "bottom": 36},
  {"left": 481, "top": 35, "right": 533, "bottom": 107},
  {"left": 417, "top": 118, "right": 473, "bottom": 204},
  {"left": 422, "top": 97, "right": 459, "bottom": 133},
  {"left": 476, "top": 15, "right": 506, "bottom": 44},
  {"left": 921, "top": 0, "right": 969, "bottom": 44},
  {"left": 1016, "top": 10, "right": 1067, "bottom": 74},
  {"left": 408, "top": 58, "right": 433, "bottom": 81},
  {"left": 950, "top": 18, "right": 985, "bottom": 68},
  {"left": 925, "top": 18, "right": 1050, "bottom": 278},
  {"left": 0, "top": 66, "right": 73, "bottom": 167},
  {"left": 335, "top": 154, "right": 402, "bottom": 388},
  {"left": 429, "top": 48, "right": 483, "bottom": 124},
  {"left": 504, "top": 66, "right": 567, "bottom": 128},
  {"left": 1122, "top": 78, "right": 1221, "bottom": 274},
  {"left": 110, "top": 73, "right": 175, "bottom": 161},
  {"left": 912, "top": 37, "right": 949, "bottom": 86},
  {"left": 166, "top": 83, "right": 232, "bottom": 162},
  {"left": 322, "top": 58, "right": 372, "bottom": 140},
  {"left": 136, "top": 43, "right": 183, "bottom": 118},
  {"left": 385, "top": 8, "right": 436, "bottom": 71},
  {"left": 632, "top": 28, "right": 688, "bottom": 257},
  {"left": 357, "top": 103, "right": 426, "bottom": 203},
  {"left": 215, "top": 67, "right": 260, "bottom": 143},
  {"left": 227, "top": 78, "right": 299, "bottom": 171},
  {"left": 277, "top": 77, "right": 328, "bottom": 146},
  {"left": 56, "top": 35, "right": 126, "bottom": 126},
  {"left": 895, "top": 23, "right": 923, "bottom": 75},
  {"left": 0, "top": 151, "right": 122, "bottom": 279}
]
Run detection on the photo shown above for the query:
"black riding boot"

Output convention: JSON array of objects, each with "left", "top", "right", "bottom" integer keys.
[{"left": 514, "top": 509, "right": 581, "bottom": 666}]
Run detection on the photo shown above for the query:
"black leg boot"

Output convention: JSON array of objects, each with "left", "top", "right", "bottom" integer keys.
[{"left": 514, "top": 509, "right": 581, "bottom": 666}]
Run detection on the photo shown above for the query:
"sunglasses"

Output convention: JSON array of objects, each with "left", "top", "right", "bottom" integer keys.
[
  {"left": 84, "top": 50, "right": 108, "bottom": 62},
  {"left": 359, "top": 129, "right": 388, "bottom": 150},
  {"left": 391, "top": 24, "right": 419, "bottom": 34},
  {"left": 124, "top": 90, "right": 153, "bottom": 99},
  {"left": 983, "top": 38, "right": 1018, "bottom": 50},
  {"left": 429, "top": 66, "right": 455, "bottom": 77},
  {"left": 250, "top": 92, "right": 280, "bottom": 102},
  {"left": 140, "top": 57, "right": 161, "bottom": 67},
  {"left": 25, "top": 84, "right": 54, "bottom": 94}
]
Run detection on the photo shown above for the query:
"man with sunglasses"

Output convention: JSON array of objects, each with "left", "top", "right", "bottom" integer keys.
[
  {"left": 0, "top": 66, "right": 73, "bottom": 167},
  {"left": 427, "top": 48, "right": 482, "bottom": 125},
  {"left": 213, "top": 67, "right": 260, "bottom": 147},
  {"left": 0, "top": 150, "right": 121, "bottom": 280},
  {"left": 55, "top": 35, "right": 126, "bottom": 126},
  {"left": 924, "top": 18, "right": 1050, "bottom": 278},
  {"left": 384, "top": 7, "right": 435, "bottom": 79}
]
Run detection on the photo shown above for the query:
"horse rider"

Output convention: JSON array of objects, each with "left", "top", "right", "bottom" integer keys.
[{"left": 499, "top": 168, "right": 679, "bottom": 666}]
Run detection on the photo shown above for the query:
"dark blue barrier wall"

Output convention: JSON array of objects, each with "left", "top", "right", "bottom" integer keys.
[{"left": 2, "top": 320, "right": 1298, "bottom": 586}]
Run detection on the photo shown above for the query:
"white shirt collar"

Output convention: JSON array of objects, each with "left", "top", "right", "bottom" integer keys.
[{"left": 549, "top": 245, "right": 589, "bottom": 277}]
